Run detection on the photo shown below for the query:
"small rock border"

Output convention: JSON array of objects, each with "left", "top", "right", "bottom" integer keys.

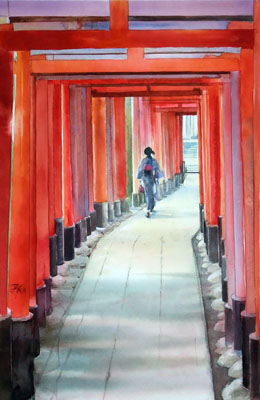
[{"left": 192, "top": 231, "right": 232, "bottom": 400}]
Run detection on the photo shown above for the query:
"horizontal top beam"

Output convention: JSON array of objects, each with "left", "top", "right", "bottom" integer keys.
[
  {"left": 31, "top": 53, "right": 240, "bottom": 74},
  {"left": 92, "top": 88, "right": 201, "bottom": 97},
  {"left": 0, "top": 29, "right": 253, "bottom": 50}
]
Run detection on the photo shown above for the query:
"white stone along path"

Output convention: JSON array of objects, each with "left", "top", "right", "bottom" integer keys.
[{"left": 35, "top": 174, "right": 214, "bottom": 400}]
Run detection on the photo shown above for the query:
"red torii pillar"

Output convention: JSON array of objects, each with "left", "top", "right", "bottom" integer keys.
[
  {"left": 92, "top": 97, "right": 108, "bottom": 227},
  {"left": 8, "top": 51, "right": 35, "bottom": 399},
  {"left": 62, "top": 83, "right": 75, "bottom": 261},
  {"left": 132, "top": 97, "right": 142, "bottom": 205},
  {"left": 47, "top": 81, "right": 63, "bottom": 287},
  {"left": 35, "top": 79, "right": 51, "bottom": 327},
  {"left": 221, "top": 78, "right": 236, "bottom": 345},
  {"left": 201, "top": 91, "right": 210, "bottom": 238},
  {"left": 250, "top": 2, "right": 260, "bottom": 396},
  {"left": 114, "top": 97, "right": 128, "bottom": 213},
  {"left": 53, "top": 83, "right": 64, "bottom": 266},
  {"left": 205, "top": 86, "right": 221, "bottom": 263},
  {"left": 105, "top": 97, "right": 116, "bottom": 220},
  {"left": 197, "top": 100, "right": 205, "bottom": 233},
  {"left": 86, "top": 87, "right": 96, "bottom": 232},
  {"left": 179, "top": 115, "right": 184, "bottom": 181},
  {"left": 0, "top": 49, "right": 13, "bottom": 399},
  {"left": 69, "top": 85, "right": 88, "bottom": 246},
  {"left": 168, "top": 112, "right": 176, "bottom": 181},
  {"left": 239, "top": 52, "right": 256, "bottom": 377}
]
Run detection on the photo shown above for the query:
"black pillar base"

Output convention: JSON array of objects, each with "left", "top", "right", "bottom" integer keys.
[
  {"left": 55, "top": 217, "right": 64, "bottom": 265},
  {"left": 0, "top": 313, "right": 11, "bottom": 400},
  {"left": 114, "top": 200, "right": 121, "bottom": 217},
  {"left": 199, "top": 204, "right": 204, "bottom": 233},
  {"left": 208, "top": 224, "right": 219, "bottom": 263},
  {"left": 36, "top": 284, "right": 46, "bottom": 327},
  {"left": 225, "top": 303, "right": 234, "bottom": 346},
  {"left": 12, "top": 314, "right": 35, "bottom": 400},
  {"left": 49, "top": 234, "right": 57, "bottom": 277},
  {"left": 29, "top": 305, "right": 40, "bottom": 357},
  {"left": 175, "top": 173, "right": 180, "bottom": 187},
  {"left": 241, "top": 311, "right": 256, "bottom": 388},
  {"left": 94, "top": 202, "right": 108, "bottom": 228},
  {"left": 108, "top": 202, "right": 115, "bottom": 222},
  {"left": 86, "top": 216, "right": 91, "bottom": 236},
  {"left": 249, "top": 333, "right": 260, "bottom": 399},
  {"left": 221, "top": 255, "right": 228, "bottom": 303},
  {"left": 90, "top": 210, "right": 97, "bottom": 232},
  {"left": 64, "top": 225, "right": 75, "bottom": 261},
  {"left": 75, "top": 221, "right": 82, "bottom": 248},
  {"left": 132, "top": 193, "right": 139, "bottom": 207},
  {"left": 44, "top": 277, "right": 53, "bottom": 316},
  {"left": 232, "top": 295, "right": 246, "bottom": 351},
  {"left": 81, "top": 218, "right": 87, "bottom": 242},
  {"left": 204, "top": 221, "right": 208, "bottom": 250},
  {"left": 219, "top": 239, "right": 225, "bottom": 268},
  {"left": 121, "top": 198, "right": 129, "bottom": 213},
  {"left": 218, "top": 216, "right": 223, "bottom": 266}
]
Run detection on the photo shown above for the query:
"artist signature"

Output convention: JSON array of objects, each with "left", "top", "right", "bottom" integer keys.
[{"left": 9, "top": 284, "right": 26, "bottom": 295}]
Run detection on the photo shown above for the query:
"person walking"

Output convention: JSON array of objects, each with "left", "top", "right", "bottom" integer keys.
[{"left": 137, "top": 147, "right": 164, "bottom": 218}]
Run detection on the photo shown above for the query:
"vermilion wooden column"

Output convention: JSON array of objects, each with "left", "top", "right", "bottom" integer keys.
[
  {"left": 132, "top": 97, "right": 141, "bottom": 194},
  {"left": 125, "top": 97, "right": 133, "bottom": 197},
  {"left": 165, "top": 113, "right": 171, "bottom": 180},
  {"left": 30, "top": 75, "right": 37, "bottom": 310},
  {"left": 161, "top": 113, "right": 169, "bottom": 179},
  {"left": 47, "top": 82, "right": 55, "bottom": 237},
  {"left": 207, "top": 86, "right": 221, "bottom": 226},
  {"left": 92, "top": 97, "right": 108, "bottom": 226},
  {"left": 35, "top": 79, "right": 50, "bottom": 326},
  {"left": 240, "top": 50, "right": 255, "bottom": 314},
  {"left": 62, "top": 84, "right": 75, "bottom": 261},
  {"left": 175, "top": 113, "right": 181, "bottom": 174},
  {"left": 206, "top": 86, "right": 221, "bottom": 263},
  {"left": 230, "top": 72, "right": 246, "bottom": 302},
  {"left": 106, "top": 98, "right": 115, "bottom": 203},
  {"left": 86, "top": 87, "right": 94, "bottom": 214},
  {"left": 218, "top": 85, "right": 226, "bottom": 232},
  {"left": 8, "top": 52, "right": 31, "bottom": 319},
  {"left": 62, "top": 84, "right": 74, "bottom": 228},
  {"left": 53, "top": 83, "right": 63, "bottom": 221},
  {"left": 197, "top": 101, "right": 204, "bottom": 208},
  {"left": 139, "top": 97, "right": 147, "bottom": 151},
  {"left": 179, "top": 115, "right": 183, "bottom": 172},
  {"left": 0, "top": 50, "right": 13, "bottom": 318},
  {"left": 240, "top": 48, "right": 256, "bottom": 389},
  {"left": 8, "top": 51, "right": 35, "bottom": 399},
  {"left": 114, "top": 97, "right": 127, "bottom": 200},
  {"left": 249, "top": 4, "right": 260, "bottom": 396},
  {"left": 201, "top": 91, "right": 210, "bottom": 226},
  {"left": 168, "top": 112, "right": 176, "bottom": 178},
  {"left": 222, "top": 79, "right": 235, "bottom": 299},
  {"left": 155, "top": 111, "right": 164, "bottom": 172},
  {"left": 253, "top": 0, "right": 260, "bottom": 339},
  {"left": 221, "top": 78, "right": 235, "bottom": 346},
  {"left": 69, "top": 86, "right": 85, "bottom": 224}
]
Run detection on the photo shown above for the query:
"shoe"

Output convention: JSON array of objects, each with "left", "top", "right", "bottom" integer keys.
[{"left": 146, "top": 211, "right": 150, "bottom": 218}]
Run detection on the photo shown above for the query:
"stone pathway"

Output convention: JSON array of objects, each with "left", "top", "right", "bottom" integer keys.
[{"left": 35, "top": 174, "right": 214, "bottom": 400}]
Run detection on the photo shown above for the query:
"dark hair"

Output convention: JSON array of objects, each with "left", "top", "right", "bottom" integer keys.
[{"left": 144, "top": 147, "right": 155, "bottom": 156}]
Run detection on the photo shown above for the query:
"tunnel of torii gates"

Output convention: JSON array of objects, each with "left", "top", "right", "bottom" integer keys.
[{"left": 2, "top": 0, "right": 260, "bottom": 399}]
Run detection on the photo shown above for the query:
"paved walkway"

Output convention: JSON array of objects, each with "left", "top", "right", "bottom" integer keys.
[{"left": 35, "top": 174, "right": 214, "bottom": 400}]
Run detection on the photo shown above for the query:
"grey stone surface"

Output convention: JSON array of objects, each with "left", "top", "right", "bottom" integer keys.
[{"left": 35, "top": 175, "right": 214, "bottom": 400}]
